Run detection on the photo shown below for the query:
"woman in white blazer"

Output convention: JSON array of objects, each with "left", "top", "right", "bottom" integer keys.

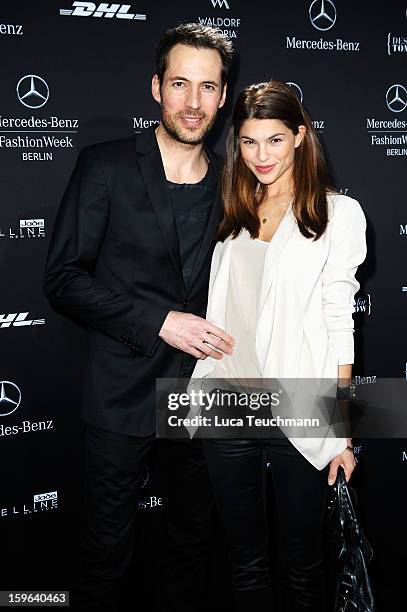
[{"left": 190, "top": 81, "right": 367, "bottom": 611}]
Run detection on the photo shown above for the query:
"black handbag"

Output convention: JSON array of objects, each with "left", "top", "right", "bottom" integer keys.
[{"left": 324, "top": 466, "right": 375, "bottom": 611}]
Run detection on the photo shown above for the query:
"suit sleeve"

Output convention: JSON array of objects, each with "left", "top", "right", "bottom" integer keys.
[
  {"left": 321, "top": 197, "right": 367, "bottom": 365},
  {"left": 43, "top": 146, "right": 169, "bottom": 357}
]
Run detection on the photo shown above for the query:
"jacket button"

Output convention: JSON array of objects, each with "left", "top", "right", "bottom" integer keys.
[{"left": 183, "top": 298, "right": 189, "bottom": 306}]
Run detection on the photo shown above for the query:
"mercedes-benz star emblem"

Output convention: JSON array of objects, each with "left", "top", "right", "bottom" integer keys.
[
  {"left": 286, "top": 82, "right": 304, "bottom": 103},
  {"left": 16, "top": 75, "right": 49, "bottom": 109},
  {"left": 386, "top": 84, "right": 407, "bottom": 113},
  {"left": 309, "top": 0, "right": 337, "bottom": 31},
  {"left": 0, "top": 381, "right": 22, "bottom": 417}
]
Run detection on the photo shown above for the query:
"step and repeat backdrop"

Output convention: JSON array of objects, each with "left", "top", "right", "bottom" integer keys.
[{"left": 0, "top": 0, "right": 406, "bottom": 608}]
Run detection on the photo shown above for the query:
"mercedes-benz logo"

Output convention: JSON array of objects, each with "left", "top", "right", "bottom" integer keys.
[
  {"left": 0, "top": 381, "right": 22, "bottom": 417},
  {"left": 309, "top": 0, "right": 337, "bottom": 31},
  {"left": 16, "top": 75, "right": 49, "bottom": 109},
  {"left": 386, "top": 84, "right": 407, "bottom": 113},
  {"left": 286, "top": 82, "right": 303, "bottom": 103}
]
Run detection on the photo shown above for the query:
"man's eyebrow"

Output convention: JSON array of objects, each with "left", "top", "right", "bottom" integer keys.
[{"left": 168, "top": 76, "right": 220, "bottom": 86}]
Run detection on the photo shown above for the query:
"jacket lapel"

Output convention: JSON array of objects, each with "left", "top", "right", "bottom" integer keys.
[{"left": 135, "top": 129, "right": 184, "bottom": 288}]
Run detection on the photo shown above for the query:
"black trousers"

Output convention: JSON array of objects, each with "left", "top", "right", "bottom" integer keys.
[
  {"left": 74, "top": 425, "right": 216, "bottom": 612},
  {"left": 203, "top": 436, "right": 330, "bottom": 612}
]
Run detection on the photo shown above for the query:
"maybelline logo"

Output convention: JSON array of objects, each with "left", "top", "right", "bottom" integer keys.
[
  {"left": 286, "top": 0, "right": 360, "bottom": 53},
  {"left": 59, "top": 2, "right": 146, "bottom": 20},
  {"left": 286, "top": 82, "right": 325, "bottom": 132},
  {"left": 0, "top": 312, "right": 46, "bottom": 328},
  {"left": 0, "top": 219, "right": 46, "bottom": 239},
  {"left": 0, "top": 76, "right": 79, "bottom": 161},
  {"left": 402, "top": 451, "right": 407, "bottom": 461},
  {"left": 387, "top": 33, "right": 407, "bottom": 55},
  {"left": 199, "top": 0, "right": 239, "bottom": 39},
  {"left": 400, "top": 224, "right": 407, "bottom": 235},
  {"left": 353, "top": 293, "right": 371, "bottom": 315},
  {"left": 133, "top": 117, "right": 159, "bottom": 133},
  {"left": 0, "top": 491, "right": 59, "bottom": 519},
  {"left": 0, "top": 23, "right": 23, "bottom": 36},
  {"left": 366, "top": 85, "right": 407, "bottom": 157}
]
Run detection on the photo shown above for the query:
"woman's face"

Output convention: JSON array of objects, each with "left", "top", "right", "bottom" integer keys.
[{"left": 239, "top": 118, "right": 306, "bottom": 189}]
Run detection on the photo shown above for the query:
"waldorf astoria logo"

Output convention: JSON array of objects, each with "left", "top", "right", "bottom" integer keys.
[
  {"left": 198, "top": 0, "right": 240, "bottom": 39},
  {"left": 285, "top": 0, "right": 360, "bottom": 53},
  {"left": 365, "top": 85, "right": 407, "bottom": 158}
]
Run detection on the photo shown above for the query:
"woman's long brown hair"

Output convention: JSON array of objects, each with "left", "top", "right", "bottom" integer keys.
[{"left": 217, "top": 80, "right": 332, "bottom": 242}]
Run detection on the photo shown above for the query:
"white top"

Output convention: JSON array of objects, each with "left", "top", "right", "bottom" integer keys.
[
  {"left": 191, "top": 194, "right": 367, "bottom": 470},
  {"left": 211, "top": 231, "right": 268, "bottom": 380}
]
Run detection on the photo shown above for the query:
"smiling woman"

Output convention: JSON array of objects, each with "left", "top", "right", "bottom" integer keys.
[
  {"left": 191, "top": 79, "right": 367, "bottom": 611},
  {"left": 218, "top": 80, "right": 331, "bottom": 242}
]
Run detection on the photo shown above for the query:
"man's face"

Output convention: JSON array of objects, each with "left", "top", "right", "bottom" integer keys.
[{"left": 152, "top": 43, "right": 227, "bottom": 145}]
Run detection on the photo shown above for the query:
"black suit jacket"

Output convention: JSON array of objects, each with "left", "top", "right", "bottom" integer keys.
[{"left": 44, "top": 127, "right": 223, "bottom": 436}]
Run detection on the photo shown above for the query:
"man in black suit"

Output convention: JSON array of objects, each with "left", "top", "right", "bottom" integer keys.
[{"left": 44, "top": 23, "right": 234, "bottom": 612}]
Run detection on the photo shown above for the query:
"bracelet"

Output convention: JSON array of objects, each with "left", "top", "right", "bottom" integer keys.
[
  {"left": 346, "top": 445, "right": 354, "bottom": 453},
  {"left": 337, "top": 386, "right": 351, "bottom": 399}
]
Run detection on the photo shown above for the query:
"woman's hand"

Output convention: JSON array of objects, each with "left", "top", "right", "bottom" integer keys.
[{"left": 327, "top": 444, "right": 356, "bottom": 485}]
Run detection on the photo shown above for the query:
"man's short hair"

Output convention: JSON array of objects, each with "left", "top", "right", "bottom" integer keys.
[{"left": 155, "top": 23, "right": 234, "bottom": 88}]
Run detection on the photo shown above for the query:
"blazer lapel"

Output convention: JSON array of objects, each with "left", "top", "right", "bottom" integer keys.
[{"left": 136, "top": 129, "right": 184, "bottom": 288}]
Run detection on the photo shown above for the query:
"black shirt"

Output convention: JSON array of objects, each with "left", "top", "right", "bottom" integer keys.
[
  {"left": 166, "top": 162, "right": 218, "bottom": 289},
  {"left": 166, "top": 161, "right": 218, "bottom": 378}
]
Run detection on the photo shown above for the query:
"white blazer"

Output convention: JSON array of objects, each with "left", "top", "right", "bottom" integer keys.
[{"left": 191, "top": 193, "right": 367, "bottom": 470}]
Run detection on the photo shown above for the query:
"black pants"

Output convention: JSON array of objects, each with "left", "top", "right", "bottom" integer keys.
[
  {"left": 203, "top": 437, "right": 330, "bottom": 612},
  {"left": 74, "top": 425, "right": 215, "bottom": 612}
]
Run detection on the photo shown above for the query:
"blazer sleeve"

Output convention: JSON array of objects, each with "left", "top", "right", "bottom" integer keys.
[
  {"left": 43, "top": 146, "right": 169, "bottom": 357},
  {"left": 321, "top": 197, "right": 367, "bottom": 365}
]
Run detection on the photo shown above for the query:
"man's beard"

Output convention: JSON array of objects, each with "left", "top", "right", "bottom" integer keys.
[{"left": 160, "top": 107, "right": 217, "bottom": 145}]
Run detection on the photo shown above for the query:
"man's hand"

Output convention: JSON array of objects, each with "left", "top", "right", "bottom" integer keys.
[{"left": 159, "top": 311, "right": 234, "bottom": 360}]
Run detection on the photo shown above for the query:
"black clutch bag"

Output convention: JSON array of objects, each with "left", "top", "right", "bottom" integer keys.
[{"left": 324, "top": 466, "right": 375, "bottom": 611}]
